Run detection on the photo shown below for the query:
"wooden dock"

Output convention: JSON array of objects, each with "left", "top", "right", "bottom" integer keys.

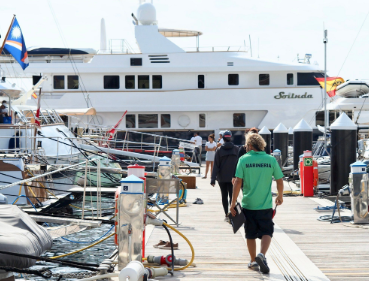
[{"left": 141, "top": 174, "right": 369, "bottom": 280}]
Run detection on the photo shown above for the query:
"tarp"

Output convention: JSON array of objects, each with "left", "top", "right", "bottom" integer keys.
[{"left": 0, "top": 205, "right": 52, "bottom": 268}]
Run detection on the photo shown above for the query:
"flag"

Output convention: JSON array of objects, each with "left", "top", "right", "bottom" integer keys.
[
  {"left": 3, "top": 17, "right": 29, "bottom": 70},
  {"left": 315, "top": 77, "right": 345, "bottom": 98},
  {"left": 107, "top": 110, "right": 127, "bottom": 142},
  {"left": 35, "top": 90, "right": 41, "bottom": 128},
  {"left": 32, "top": 92, "right": 37, "bottom": 99}
]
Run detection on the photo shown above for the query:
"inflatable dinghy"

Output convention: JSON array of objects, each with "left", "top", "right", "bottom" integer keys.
[
  {"left": 0, "top": 204, "right": 52, "bottom": 268},
  {"left": 336, "top": 80, "right": 369, "bottom": 98}
]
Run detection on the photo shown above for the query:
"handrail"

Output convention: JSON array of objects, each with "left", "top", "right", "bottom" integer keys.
[{"left": 0, "top": 159, "right": 96, "bottom": 191}]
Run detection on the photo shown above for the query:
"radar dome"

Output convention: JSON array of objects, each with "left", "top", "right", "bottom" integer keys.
[{"left": 137, "top": 3, "right": 156, "bottom": 25}]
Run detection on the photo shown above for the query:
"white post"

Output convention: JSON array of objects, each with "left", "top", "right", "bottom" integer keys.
[{"left": 81, "top": 160, "right": 88, "bottom": 219}]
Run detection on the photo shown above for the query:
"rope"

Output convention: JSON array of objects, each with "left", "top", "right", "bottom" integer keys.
[
  {"left": 11, "top": 195, "right": 38, "bottom": 211},
  {"left": 0, "top": 266, "right": 52, "bottom": 279},
  {"left": 51, "top": 232, "right": 114, "bottom": 259},
  {"left": 0, "top": 250, "right": 99, "bottom": 271}
]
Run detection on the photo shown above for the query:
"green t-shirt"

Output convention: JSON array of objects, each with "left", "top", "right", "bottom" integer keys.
[{"left": 235, "top": 150, "right": 284, "bottom": 210}]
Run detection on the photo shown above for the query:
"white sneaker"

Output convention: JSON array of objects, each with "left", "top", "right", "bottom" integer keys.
[
  {"left": 248, "top": 261, "right": 259, "bottom": 269},
  {"left": 224, "top": 216, "right": 230, "bottom": 223}
]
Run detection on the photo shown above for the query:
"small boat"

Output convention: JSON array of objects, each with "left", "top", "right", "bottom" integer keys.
[{"left": 336, "top": 80, "right": 369, "bottom": 98}]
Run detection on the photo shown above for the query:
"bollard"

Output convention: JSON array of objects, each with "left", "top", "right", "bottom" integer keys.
[
  {"left": 273, "top": 123, "right": 288, "bottom": 166},
  {"left": 293, "top": 119, "right": 313, "bottom": 170},
  {"left": 259, "top": 126, "right": 271, "bottom": 154},
  {"left": 330, "top": 113, "right": 357, "bottom": 195}
]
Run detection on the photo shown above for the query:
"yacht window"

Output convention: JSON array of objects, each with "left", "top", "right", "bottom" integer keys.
[
  {"left": 287, "top": 73, "right": 293, "bottom": 85},
  {"left": 138, "top": 75, "right": 150, "bottom": 89},
  {"left": 53, "top": 76, "right": 65, "bottom": 89},
  {"left": 199, "top": 113, "right": 206, "bottom": 127},
  {"left": 104, "top": 75, "right": 120, "bottom": 89},
  {"left": 33, "top": 75, "right": 42, "bottom": 85},
  {"left": 126, "top": 114, "right": 136, "bottom": 128},
  {"left": 68, "top": 75, "right": 79, "bottom": 89},
  {"left": 138, "top": 114, "right": 158, "bottom": 128},
  {"left": 233, "top": 113, "right": 245, "bottom": 127},
  {"left": 228, "top": 74, "right": 239, "bottom": 85},
  {"left": 125, "top": 75, "right": 135, "bottom": 89},
  {"left": 259, "top": 74, "right": 270, "bottom": 86},
  {"left": 161, "top": 114, "right": 171, "bottom": 128},
  {"left": 297, "top": 72, "right": 323, "bottom": 86},
  {"left": 153, "top": 75, "right": 162, "bottom": 89},
  {"left": 130, "top": 58, "right": 142, "bottom": 66},
  {"left": 198, "top": 75, "right": 205, "bottom": 88}
]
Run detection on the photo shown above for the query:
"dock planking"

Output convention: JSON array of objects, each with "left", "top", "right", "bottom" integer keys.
[
  {"left": 273, "top": 195, "right": 369, "bottom": 280},
  {"left": 115, "top": 173, "right": 369, "bottom": 280}
]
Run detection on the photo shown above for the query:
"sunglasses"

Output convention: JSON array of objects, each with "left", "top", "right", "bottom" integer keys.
[{"left": 272, "top": 205, "right": 278, "bottom": 219}]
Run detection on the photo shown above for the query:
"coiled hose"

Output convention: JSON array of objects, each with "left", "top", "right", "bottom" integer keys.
[{"left": 163, "top": 222, "right": 195, "bottom": 271}]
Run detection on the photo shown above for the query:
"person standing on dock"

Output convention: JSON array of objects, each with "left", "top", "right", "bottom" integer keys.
[
  {"left": 202, "top": 134, "right": 217, "bottom": 179},
  {"left": 217, "top": 131, "right": 224, "bottom": 148},
  {"left": 190, "top": 132, "right": 203, "bottom": 166},
  {"left": 211, "top": 130, "right": 239, "bottom": 222},
  {"left": 231, "top": 133, "right": 284, "bottom": 274}
]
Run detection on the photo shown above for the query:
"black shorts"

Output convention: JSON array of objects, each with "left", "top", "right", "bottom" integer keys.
[{"left": 243, "top": 208, "right": 274, "bottom": 239}]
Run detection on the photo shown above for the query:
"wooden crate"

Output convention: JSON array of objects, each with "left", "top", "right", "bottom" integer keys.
[{"left": 177, "top": 175, "right": 196, "bottom": 189}]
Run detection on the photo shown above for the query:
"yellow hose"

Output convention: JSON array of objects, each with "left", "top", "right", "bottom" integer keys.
[
  {"left": 50, "top": 233, "right": 114, "bottom": 259},
  {"left": 163, "top": 222, "right": 195, "bottom": 271}
]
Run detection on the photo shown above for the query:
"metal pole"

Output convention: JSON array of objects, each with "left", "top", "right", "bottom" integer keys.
[{"left": 323, "top": 29, "right": 328, "bottom": 152}]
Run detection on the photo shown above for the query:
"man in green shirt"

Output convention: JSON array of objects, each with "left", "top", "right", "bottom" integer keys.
[{"left": 230, "top": 133, "right": 284, "bottom": 274}]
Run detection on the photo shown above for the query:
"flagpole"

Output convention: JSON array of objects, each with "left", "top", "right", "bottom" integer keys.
[
  {"left": 323, "top": 29, "right": 328, "bottom": 153},
  {"left": 0, "top": 15, "right": 16, "bottom": 55}
]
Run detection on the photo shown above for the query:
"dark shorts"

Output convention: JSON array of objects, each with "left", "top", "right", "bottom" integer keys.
[{"left": 243, "top": 208, "right": 274, "bottom": 239}]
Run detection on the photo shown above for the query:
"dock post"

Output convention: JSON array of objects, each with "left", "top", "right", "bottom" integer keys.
[
  {"left": 293, "top": 119, "right": 313, "bottom": 170},
  {"left": 330, "top": 113, "right": 357, "bottom": 195},
  {"left": 259, "top": 126, "right": 271, "bottom": 154},
  {"left": 273, "top": 123, "right": 288, "bottom": 166}
]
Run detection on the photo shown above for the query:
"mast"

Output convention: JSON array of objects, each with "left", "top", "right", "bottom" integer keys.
[
  {"left": 323, "top": 29, "right": 328, "bottom": 152},
  {"left": 0, "top": 15, "right": 16, "bottom": 55}
]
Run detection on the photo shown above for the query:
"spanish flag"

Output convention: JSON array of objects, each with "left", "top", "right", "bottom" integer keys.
[
  {"left": 315, "top": 77, "right": 345, "bottom": 98},
  {"left": 32, "top": 92, "right": 37, "bottom": 99}
]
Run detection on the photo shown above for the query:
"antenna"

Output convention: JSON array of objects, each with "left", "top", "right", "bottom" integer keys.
[
  {"left": 249, "top": 35, "right": 252, "bottom": 57},
  {"left": 100, "top": 18, "right": 107, "bottom": 53}
]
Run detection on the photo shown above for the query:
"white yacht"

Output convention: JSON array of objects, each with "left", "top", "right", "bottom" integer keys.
[{"left": 1, "top": 3, "right": 329, "bottom": 143}]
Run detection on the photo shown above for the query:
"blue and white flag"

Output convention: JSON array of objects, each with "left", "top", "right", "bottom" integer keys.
[{"left": 3, "top": 17, "right": 29, "bottom": 70}]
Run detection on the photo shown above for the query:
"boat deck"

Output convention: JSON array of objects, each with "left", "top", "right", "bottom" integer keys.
[{"left": 137, "top": 175, "right": 369, "bottom": 281}]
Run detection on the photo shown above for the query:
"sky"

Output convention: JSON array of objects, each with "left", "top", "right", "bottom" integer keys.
[{"left": 1, "top": 0, "right": 369, "bottom": 80}]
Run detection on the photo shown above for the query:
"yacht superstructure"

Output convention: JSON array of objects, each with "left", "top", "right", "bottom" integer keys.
[{"left": 1, "top": 3, "right": 326, "bottom": 142}]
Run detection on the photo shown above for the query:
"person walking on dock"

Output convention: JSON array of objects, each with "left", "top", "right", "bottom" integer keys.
[
  {"left": 211, "top": 130, "right": 239, "bottom": 222},
  {"left": 190, "top": 132, "right": 203, "bottom": 166},
  {"left": 203, "top": 134, "right": 217, "bottom": 179},
  {"left": 231, "top": 133, "right": 284, "bottom": 273}
]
